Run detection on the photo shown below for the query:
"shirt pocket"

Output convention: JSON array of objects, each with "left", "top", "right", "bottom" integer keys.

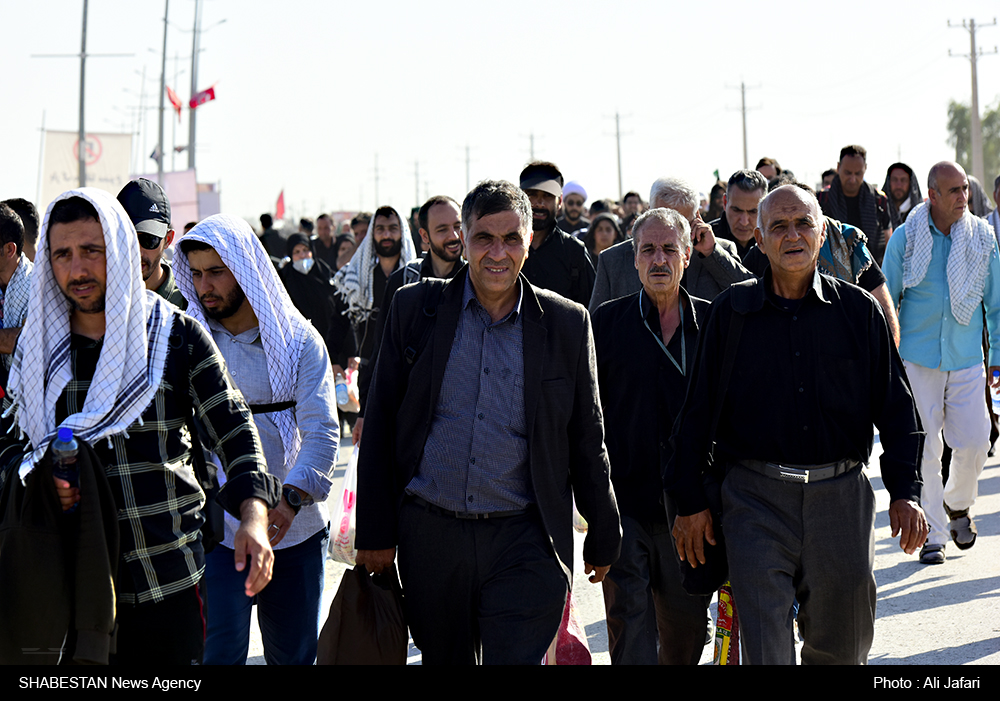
[{"left": 506, "top": 374, "right": 528, "bottom": 437}]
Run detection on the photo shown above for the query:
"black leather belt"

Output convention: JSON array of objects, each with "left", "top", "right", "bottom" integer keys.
[
  {"left": 249, "top": 400, "right": 296, "bottom": 415},
  {"left": 409, "top": 495, "right": 531, "bottom": 520},
  {"left": 737, "top": 458, "right": 860, "bottom": 484}
]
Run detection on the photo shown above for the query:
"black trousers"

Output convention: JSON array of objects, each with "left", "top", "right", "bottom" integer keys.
[
  {"left": 110, "top": 578, "right": 208, "bottom": 665},
  {"left": 396, "top": 499, "right": 567, "bottom": 665}
]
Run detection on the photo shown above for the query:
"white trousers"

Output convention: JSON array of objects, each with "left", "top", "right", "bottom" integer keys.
[{"left": 904, "top": 361, "right": 990, "bottom": 545}]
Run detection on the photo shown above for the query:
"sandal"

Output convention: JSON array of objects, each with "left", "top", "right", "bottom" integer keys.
[{"left": 919, "top": 542, "right": 946, "bottom": 565}]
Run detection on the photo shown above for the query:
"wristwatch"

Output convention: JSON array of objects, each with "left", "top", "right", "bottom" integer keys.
[{"left": 282, "top": 486, "right": 303, "bottom": 515}]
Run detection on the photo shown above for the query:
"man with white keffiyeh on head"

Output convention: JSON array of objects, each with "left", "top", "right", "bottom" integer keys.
[
  {"left": 332, "top": 205, "right": 416, "bottom": 369},
  {"left": 883, "top": 161, "right": 1000, "bottom": 566},
  {"left": 175, "top": 214, "right": 339, "bottom": 666},
  {"left": 0, "top": 188, "right": 280, "bottom": 665}
]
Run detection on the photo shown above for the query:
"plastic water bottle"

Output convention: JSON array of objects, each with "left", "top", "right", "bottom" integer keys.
[
  {"left": 335, "top": 373, "right": 349, "bottom": 407},
  {"left": 52, "top": 427, "right": 79, "bottom": 514},
  {"left": 992, "top": 371, "right": 1000, "bottom": 414}
]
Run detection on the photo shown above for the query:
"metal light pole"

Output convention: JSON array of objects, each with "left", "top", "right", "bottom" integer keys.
[
  {"left": 949, "top": 18, "right": 998, "bottom": 188},
  {"left": 188, "top": 0, "right": 203, "bottom": 171},
  {"left": 78, "top": 0, "right": 88, "bottom": 186},
  {"left": 157, "top": 0, "right": 169, "bottom": 184}
]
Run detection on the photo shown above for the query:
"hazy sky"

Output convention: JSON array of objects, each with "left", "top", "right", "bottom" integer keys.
[{"left": 3, "top": 0, "right": 999, "bottom": 225}]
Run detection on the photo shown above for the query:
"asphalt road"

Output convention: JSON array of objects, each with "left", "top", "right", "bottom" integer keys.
[{"left": 244, "top": 435, "right": 1000, "bottom": 665}]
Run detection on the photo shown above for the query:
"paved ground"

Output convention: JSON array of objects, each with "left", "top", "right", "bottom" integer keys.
[{"left": 245, "top": 435, "right": 1000, "bottom": 665}]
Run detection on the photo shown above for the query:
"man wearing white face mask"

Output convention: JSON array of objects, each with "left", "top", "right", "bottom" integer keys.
[{"left": 277, "top": 233, "right": 341, "bottom": 346}]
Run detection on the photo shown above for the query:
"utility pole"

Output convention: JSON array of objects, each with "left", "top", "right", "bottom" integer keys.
[
  {"left": 727, "top": 81, "right": 761, "bottom": 169},
  {"left": 519, "top": 132, "right": 538, "bottom": 161},
  {"left": 188, "top": 0, "right": 203, "bottom": 171},
  {"left": 615, "top": 113, "right": 622, "bottom": 200},
  {"left": 172, "top": 52, "right": 182, "bottom": 171},
  {"left": 603, "top": 113, "right": 631, "bottom": 201},
  {"left": 949, "top": 17, "right": 997, "bottom": 188},
  {"left": 157, "top": 0, "right": 169, "bottom": 185},
  {"left": 36, "top": 111, "right": 46, "bottom": 205},
  {"left": 31, "top": 1, "right": 131, "bottom": 187},
  {"left": 78, "top": 0, "right": 88, "bottom": 186}
]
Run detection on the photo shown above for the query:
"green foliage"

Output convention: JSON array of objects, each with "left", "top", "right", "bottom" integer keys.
[{"left": 947, "top": 98, "right": 1000, "bottom": 185}]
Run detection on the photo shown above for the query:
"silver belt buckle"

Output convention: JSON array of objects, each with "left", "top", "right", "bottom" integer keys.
[{"left": 776, "top": 464, "right": 809, "bottom": 483}]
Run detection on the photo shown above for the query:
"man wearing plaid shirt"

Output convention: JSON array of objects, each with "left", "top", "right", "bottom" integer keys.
[{"left": 4, "top": 190, "right": 280, "bottom": 665}]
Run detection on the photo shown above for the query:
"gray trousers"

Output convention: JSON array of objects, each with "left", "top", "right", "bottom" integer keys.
[{"left": 722, "top": 464, "right": 877, "bottom": 665}]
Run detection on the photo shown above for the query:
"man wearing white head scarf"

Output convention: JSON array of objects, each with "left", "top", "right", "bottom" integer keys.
[
  {"left": 175, "top": 214, "right": 339, "bottom": 666},
  {"left": 883, "top": 161, "right": 1000, "bottom": 565},
  {"left": 332, "top": 205, "right": 416, "bottom": 367},
  {"left": 2, "top": 188, "right": 279, "bottom": 665}
]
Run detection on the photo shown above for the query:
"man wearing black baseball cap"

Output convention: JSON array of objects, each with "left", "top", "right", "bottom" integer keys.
[
  {"left": 519, "top": 161, "right": 595, "bottom": 306},
  {"left": 117, "top": 178, "right": 187, "bottom": 309}
]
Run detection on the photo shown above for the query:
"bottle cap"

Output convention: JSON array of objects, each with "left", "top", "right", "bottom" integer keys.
[{"left": 57, "top": 427, "right": 74, "bottom": 442}]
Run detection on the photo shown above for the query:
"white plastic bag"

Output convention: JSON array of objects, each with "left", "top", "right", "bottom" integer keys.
[
  {"left": 328, "top": 445, "right": 358, "bottom": 565},
  {"left": 337, "top": 367, "right": 361, "bottom": 414},
  {"left": 572, "top": 495, "right": 588, "bottom": 533}
]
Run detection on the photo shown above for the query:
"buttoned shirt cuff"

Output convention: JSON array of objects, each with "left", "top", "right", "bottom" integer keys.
[{"left": 216, "top": 470, "right": 282, "bottom": 518}]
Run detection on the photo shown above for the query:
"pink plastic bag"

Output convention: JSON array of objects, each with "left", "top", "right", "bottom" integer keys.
[{"left": 542, "top": 592, "right": 592, "bottom": 665}]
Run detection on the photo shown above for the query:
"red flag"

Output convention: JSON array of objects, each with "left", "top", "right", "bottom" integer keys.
[
  {"left": 189, "top": 86, "right": 216, "bottom": 109},
  {"left": 275, "top": 190, "right": 285, "bottom": 221},
  {"left": 165, "top": 86, "right": 183, "bottom": 122}
]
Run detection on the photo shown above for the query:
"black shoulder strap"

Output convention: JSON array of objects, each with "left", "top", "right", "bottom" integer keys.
[
  {"left": 403, "top": 280, "right": 446, "bottom": 367},
  {"left": 706, "top": 306, "right": 744, "bottom": 468}
]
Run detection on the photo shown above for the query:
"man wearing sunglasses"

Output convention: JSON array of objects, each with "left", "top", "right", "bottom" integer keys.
[{"left": 117, "top": 178, "right": 187, "bottom": 310}]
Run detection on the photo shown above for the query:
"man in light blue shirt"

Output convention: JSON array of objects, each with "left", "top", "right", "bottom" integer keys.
[
  {"left": 175, "top": 214, "right": 339, "bottom": 664},
  {"left": 883, "top": 161, "right": 1000, "bottom": 565}
]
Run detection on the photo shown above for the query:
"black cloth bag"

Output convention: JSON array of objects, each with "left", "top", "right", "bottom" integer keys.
[{"left": 317, "top": 564, "right": 407, "bottom": 665}]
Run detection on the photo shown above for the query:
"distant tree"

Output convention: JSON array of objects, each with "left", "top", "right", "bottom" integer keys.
[{"left": 947, "top": 98, "right": 1000, "bottom": 187}]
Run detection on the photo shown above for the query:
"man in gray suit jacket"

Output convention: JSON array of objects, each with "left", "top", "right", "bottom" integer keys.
[
  {"left": 590, "top": 177, "right": 753, "bottom": 313},
  {"left": 356, "top": 180, "right": 621, "bottom": 664}
]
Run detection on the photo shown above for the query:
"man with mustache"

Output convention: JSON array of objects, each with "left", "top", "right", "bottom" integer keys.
[
  {"left": 589, "top": 176, "right": 753, "bottom": 313},
  {"left": 592, "top": 208, "right": 712, "bottom": 664},
  {"left": 518, "top": 162, "right": 595, "bottom": 306}
]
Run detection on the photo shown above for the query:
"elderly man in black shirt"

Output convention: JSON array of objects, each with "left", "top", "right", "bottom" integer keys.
[
  {"left": 668, "top": 185, "right": 927, "bottom": 665},
  {"left": 593, "top": 208, "right": 712, "bottom": 664}
]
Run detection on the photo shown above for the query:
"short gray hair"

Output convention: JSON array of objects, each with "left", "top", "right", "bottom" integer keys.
[
  {"left": 648, "top": 177, "right": 699, "bottom": 215},
  {"left": 461, "top": 180, "right": 532, "bottom": 236},
  {"left": 632, "top": 207, "right": 691, "bottom": 254}
]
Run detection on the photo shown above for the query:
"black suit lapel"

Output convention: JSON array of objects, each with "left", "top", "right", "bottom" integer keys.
[
  {"left": 428, "top": 271, "right": 465, "bottom": 416},
  {"left": 522, "top": 281, "right": 546, "bottom": 442}
]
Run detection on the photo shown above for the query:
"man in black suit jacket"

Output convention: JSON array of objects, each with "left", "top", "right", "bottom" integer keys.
[{"left": 355, "top": 180, "right": 621, "bottom": 665}]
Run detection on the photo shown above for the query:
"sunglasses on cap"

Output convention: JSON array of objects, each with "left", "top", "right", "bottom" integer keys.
[{"left": 136, "top": 232, "right": 165, "bottom": 250}]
